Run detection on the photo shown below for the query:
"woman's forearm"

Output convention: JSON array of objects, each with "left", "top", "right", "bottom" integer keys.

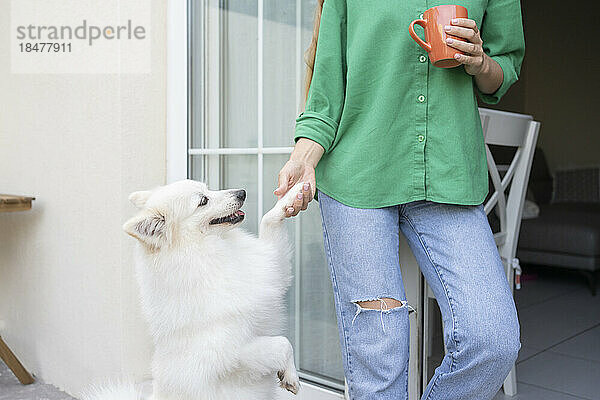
[
  {"left": 474, "top": 54, "right": 504, "bottom": 94},
  {"left": 290, "top": 138, "right": 325, "bottom": 168}
]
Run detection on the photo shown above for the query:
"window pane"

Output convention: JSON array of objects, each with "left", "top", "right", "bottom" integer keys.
[
  {"left": 189, "top": 154, "right": 204, "bottom": 182},
  {"left": 191, "top": 1, "right": 259, "bottom": 149},
  {"left": 189, "top": 0, "right": 204, "bottom": 150},
  {"left": 263, "top": 0, "right": 298, "bottom": 147},
  {"left": 262, "top": 154, "right": 298, "bottom": 355},
  {"left": 222, "top": 2, "right": 258, "bottom": 148},
  {"left": 297, "top": 201, "right": 344, "bottom": 384},
  {"left": 263, "top": 155, "right": 344, "bottom": 385}
]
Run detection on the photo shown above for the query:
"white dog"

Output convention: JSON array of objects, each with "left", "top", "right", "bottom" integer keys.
[{"left": 85, "top": 179, "right": 304, "bottom": 400}]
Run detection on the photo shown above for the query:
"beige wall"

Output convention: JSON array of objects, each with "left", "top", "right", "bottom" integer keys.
[
  {"left": 0, "top": 1, "right": 166, "bottom": 396},
  {"left": 480, "top": 0, "right": 599, "bottom": 172}
]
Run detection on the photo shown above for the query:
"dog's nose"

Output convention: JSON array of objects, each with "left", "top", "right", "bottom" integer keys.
[{"left": 235, "top": 189, "right": 246, "bottom": 201}]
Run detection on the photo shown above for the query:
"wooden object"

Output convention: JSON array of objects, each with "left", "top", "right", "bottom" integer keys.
[
  {"left": 0, "top": 194, "right": 36, "bottom": 384},
  {"left": 0, "top": 195, "right": 35, "bottom": 212},
  {"left": 0, "top": 336, "right": 34, "bottom": 384}
]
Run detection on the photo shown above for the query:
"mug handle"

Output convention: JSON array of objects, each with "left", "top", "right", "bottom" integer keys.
[{"left": 409, "top": 19, "right": 432, "bottom": 52}]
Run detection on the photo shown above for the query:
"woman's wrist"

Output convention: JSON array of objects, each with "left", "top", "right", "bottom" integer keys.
[
  {"left": 474, "top": 54, "right": 503, "bottom": 94},
  {"left": 290, "top": 137, "right": 324, "bottom": 168},
  {"left": 475, "top": 53, "right": 491, "bottom": 76}
]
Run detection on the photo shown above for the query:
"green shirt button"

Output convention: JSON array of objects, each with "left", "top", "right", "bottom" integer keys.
[
  {"left": 418, "top": 134, "right": 425, "bottom": 142},
  {"left": 418, "top": 95, "right": 426, "bottom": 103},
  {"left": 419, "top": 55, "right": 427, "bottom": 63}
]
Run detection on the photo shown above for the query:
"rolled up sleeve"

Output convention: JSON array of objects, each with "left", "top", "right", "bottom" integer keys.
[
  {"left": 294, "top": 0, "right": 347, "bottom": 153},
  {"left": 475, "top": 0, "right": 525, "bottom": 105}
]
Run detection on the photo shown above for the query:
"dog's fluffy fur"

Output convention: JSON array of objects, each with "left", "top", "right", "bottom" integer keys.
[{"left": 85, "top": 179, "right": 304, "bottom": 400}]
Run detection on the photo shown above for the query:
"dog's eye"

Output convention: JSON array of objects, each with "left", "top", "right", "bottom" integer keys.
[{"left": 198, "top": 195, "right": 209, "bottom": 207}]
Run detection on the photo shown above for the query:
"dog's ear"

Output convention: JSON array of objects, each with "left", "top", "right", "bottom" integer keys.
[
  {"left": 123, "top": 210, "right": 169, "bottom": 248},
  {"left": 128, "top": 191, "right": 152, "bottom": 208}
]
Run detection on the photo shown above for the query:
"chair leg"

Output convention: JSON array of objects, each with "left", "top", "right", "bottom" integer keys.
[
  {"left": 0, "top": 335, "right": 34, "bottom": 385},
  {"left": 581, "top": 271, "right": 597, "bottom": 296},
  {"left": 502, "top": 365, "right": 518, "bottom": 396}
]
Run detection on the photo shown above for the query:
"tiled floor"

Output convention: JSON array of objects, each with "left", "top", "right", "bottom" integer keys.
[
  {"left": 1, "top": 269, "right": 598, "bottom": 399},
  {"left": 494, "top": 268, "right": 600, "bottom": 400}
]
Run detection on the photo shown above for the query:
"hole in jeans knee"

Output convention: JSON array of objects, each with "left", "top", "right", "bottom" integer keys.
[
  {"left": 351, "top": 298, "right": 415, "bottom": 333},
  {"left": 355, "top": 297, "right": 404, "bottom": 310}
]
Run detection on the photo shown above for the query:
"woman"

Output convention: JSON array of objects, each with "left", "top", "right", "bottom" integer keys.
[{"left": 275, "top": 0, "right": 525, "bottom": 399}]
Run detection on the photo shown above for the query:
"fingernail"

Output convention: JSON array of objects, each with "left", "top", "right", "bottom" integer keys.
[
  {"left": 452, "top": 18, "right": 458, "bottom": 23},
  {"left": 303, "top": 183, "right": 309, "bottom": 190},
  {"left": 446, "top": 38, "right": 453, "bottom": 44},
  {"left": 444, "top": 25, "right": 451, "bottom": 31},
  {"left": 297, "top": 193, "right": 303, "bottom": 200},
  {"left": 287, "top": 207, "right": 294, "bottom": 213}
]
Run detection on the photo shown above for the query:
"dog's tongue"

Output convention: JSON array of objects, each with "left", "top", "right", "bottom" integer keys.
[{"left": 237, "top": 210, "right": 245, "bottom": 216}]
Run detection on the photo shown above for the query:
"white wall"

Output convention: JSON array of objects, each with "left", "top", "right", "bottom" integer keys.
[{"left": 0, "top": 0, "right": 166, "bottom": 396}]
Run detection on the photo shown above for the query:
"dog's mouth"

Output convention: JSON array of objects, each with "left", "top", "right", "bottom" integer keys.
[{"left": 209, "top": 209, "right": 245, "bottom": 225}]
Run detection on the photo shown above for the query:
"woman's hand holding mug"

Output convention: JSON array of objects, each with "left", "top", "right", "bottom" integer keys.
[
  {"left": 444, "top": 18, "right": 487, "bottom": 76},
  {"left": 274, "top": 137, "right": 324, "bottom": 218},
  {"left": 409, "top": 5, "right": 503, "bottom": 95}
]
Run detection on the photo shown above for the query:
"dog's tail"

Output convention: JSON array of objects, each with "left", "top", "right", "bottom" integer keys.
[{"left": 81, "top": 381, "right": 144, "bottom": 400}]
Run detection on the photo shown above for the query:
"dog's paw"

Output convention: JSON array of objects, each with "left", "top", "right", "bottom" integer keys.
[
  {"left": 263, "top": 181, "right": 307, "bottom": 225},
  {"left": 276, "top": 181, "right": 306, "bottom": 216},
  {"left": 277, "top": 368, "right": 300, "bottom": 395}
]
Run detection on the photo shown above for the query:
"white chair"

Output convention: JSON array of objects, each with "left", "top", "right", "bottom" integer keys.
[{"left": 422, "top": 108, "right": 541, "bottom": 397}]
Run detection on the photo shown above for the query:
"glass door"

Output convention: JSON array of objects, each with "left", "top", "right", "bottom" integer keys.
[{"left": 188, "top": 1, "right": 345, "bottom": 397}]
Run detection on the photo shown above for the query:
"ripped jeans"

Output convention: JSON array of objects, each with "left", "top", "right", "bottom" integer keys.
[{"left": 317, "top": 190, "right": 521, "bottom": 400}]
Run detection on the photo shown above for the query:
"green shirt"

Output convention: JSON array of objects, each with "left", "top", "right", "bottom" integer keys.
[{"left": 294, "top": 0, "right": 525, "bottom": 208}]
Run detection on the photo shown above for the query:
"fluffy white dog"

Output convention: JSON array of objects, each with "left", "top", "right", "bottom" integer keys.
[{"left": 85, "top": 179, "right": 304, "bottom": 400}]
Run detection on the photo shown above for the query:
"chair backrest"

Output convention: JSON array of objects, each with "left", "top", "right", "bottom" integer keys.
[
  {"left": 479, "top": 107, "right": 541, "bottom": 284},
  {"left": 480, "top": 108, "right": 533, "bottom": 146}
]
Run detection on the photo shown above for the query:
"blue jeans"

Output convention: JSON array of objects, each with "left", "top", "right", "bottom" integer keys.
[{"left": 317, "top": 189, "right": 521, "bottom": 400}]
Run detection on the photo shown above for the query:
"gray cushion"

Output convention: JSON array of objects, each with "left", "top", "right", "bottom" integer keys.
[
  {"left": 518, "top": 202, "right": 600, "bottom": 257},
  {"left": 516, "top": 250, "right": 598, "bottom": 272},
  {"left": 553, "top": 167, "right": 600, "bottom": 203}
]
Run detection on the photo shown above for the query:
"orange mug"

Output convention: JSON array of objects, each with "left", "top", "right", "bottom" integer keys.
[{"left": 409, "top": 5, "right": 468, "bottom": 68}]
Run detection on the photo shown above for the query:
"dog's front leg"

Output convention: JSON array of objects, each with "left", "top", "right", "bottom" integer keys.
[
  {"left": 237, "top": 336, "right": 300, "bottom": 394},
  {"left": 259, "top": 181, "right": 305, "bottom": 245}
]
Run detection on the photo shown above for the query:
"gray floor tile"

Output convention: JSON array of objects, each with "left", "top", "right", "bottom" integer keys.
[
  {"left": 517, "top": 351, "right": 600, "bottom": 399},
  {"left": 0, "top": 362, "right": 76, "bottom": 400},
  {"left": 550, "top": 324, "right": 600, "bottom": 362},
  {"left": 514, "top": 272, "right": 582, "bottom": 310},
  {"left": 516, "top": 344, "right": 543, "bottom": 364},
  {"left": 494, "top": 382, "right": 586, "bottom": 400},
  {"left": 517, "top": 289, "right": 600, "bottom": 349}
]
